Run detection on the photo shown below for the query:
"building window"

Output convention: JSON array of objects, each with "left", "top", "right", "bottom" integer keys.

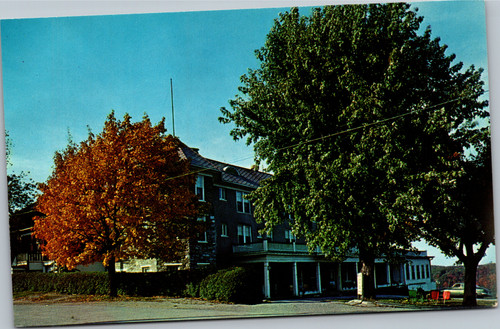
[
  {"left": 237, "top": 224, "right": 252, "bottom": 244},
  {"left": 141, "top": 266, "right": 150, "bottom": 273},
  {"left": 221, "top": 223, "right": 228, "bottom": 237},
  {"left": 416, "top": 265, "right": 421, "bottom": 279},
  {"left": 284, "top": 229, "right": 295, "bottom": 243},
  {"left": 219, "top": 187, "right": 226, "bottom": 201},
  {"left": 426, "top": 264, "right": 430, "bottom": 278},
  {"left": 236, "top": 191, "right": 251, "bottom": 213},
  {"left": 196, "top": 176, "right": 205, "bottom": 201},
  {"left": 266, "top": 230, "right": 273, "bottom": 241},
  {"left": 197, "top": 217, "right": 207, "bottom": 243}
]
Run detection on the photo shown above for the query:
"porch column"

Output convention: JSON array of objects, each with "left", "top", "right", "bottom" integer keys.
[
  {"left": 316, "top": 262, "right": 322, "bottom": 293},
  {"left": 292, "top": 262, "right": 299, "bottom": 296},
  {"left": 387, "top": 263, "right": 392, "bottom": 285},
  {"left": 403, "top": 264, "right": 407, "bottom": 284},
  {"left": 373, "top": 264, "right": 377, "bottom": 288},
  {"left": 264, "top": 261, "right": 271, "bottom": 299},
  {"left": 337, "top": 264, "right": 343, "bottom": 291}
]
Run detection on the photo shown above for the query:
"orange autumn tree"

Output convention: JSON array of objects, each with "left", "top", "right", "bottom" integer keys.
[{"left": 34, "top": 112, "right": 204, "bottom": 296}]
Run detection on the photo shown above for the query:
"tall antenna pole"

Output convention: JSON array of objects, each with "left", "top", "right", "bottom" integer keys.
[{"left": 170, "top": 78, "right": 176, "bottom": 137}]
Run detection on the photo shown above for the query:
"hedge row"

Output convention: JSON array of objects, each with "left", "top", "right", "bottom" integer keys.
[
  {"left": 115, "top": 269, "right": 211, "bottom": 297},
  {"left": 12, "top": 272, "right": 109, "bottom": 295},
  {"left": 12, "top": 266, "right": 263, "bottom": 304}
]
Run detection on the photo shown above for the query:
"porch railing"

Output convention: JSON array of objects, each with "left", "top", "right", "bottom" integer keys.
[
  {"left": 16, "top": 253, "right": 45, "bottom": 262},
  {"left": 233, "top": 241, "right": 321, "bottom": 254}
]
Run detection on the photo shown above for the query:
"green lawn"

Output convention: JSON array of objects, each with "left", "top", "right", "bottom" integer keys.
[{"left": 377, "top": 297, "right": 497, "bottom": 309}]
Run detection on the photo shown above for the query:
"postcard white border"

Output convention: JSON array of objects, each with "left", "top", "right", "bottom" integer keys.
[{"left": 1, "top": 1, "right": 498, "bottom": 329}]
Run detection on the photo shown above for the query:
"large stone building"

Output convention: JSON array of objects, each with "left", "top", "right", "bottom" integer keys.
[
  {"left": 11, "top": 142, "right": 437, "bottom": 299},
  {"left": 157, "top": 143, "right": 436, "bottom": 299}
]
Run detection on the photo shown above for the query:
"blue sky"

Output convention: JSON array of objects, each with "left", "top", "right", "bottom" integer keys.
[{"left": 1, "top": 1, "right": 495, "bottom": 265}]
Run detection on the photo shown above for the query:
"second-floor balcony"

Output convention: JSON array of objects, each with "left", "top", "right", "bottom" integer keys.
[
  {"left": 233, "top": 241, "right": 322, "bottom": 255},
  {"left": 15, "top": 252, "right": 46, "bottom": 263}
]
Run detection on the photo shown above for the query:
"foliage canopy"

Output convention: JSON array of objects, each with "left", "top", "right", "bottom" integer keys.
[
  {"left": 34, "top": 112, "right": 204, "bottom": 272},
  {"left": 5, "top": 131, "right": 37, "bottom": 216},
  {"left": 417, "top": 128, "right": 493, "bottom": 306},
  {"left": 219, "top": 3, "right": 488, "bottom": 297},
  {"left": 6, "top": 131, "right": 38, "bottom": 262}
]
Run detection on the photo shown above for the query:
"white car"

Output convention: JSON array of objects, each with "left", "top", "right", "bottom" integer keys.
[{"left": 442, "top": 283, "right": 491, "bottom": 298}]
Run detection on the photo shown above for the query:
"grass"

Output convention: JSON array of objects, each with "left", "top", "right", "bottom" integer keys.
[
  {"left": 377, "top": 297, "right": 497, "bottom": 309},
  {"left": 13, "top": 291, "right": 498, "bottom": 310},
  {"left": 12, "top": 291, "right": 169, "bottom": 304}
]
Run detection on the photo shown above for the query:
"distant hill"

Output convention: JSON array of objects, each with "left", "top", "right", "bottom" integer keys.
[{"left": 431, "top": 263, "right": 496, "bottom": 295}]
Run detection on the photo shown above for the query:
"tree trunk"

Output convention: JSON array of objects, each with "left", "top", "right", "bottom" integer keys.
[
  {"left": 107, "top": 257, "right": 117, "bottom": 297},
  {"left": 463, "top": 258, "right": 479, "bottom": 307},
  {"left": 358, "top": 248, "right": 376, "bottom": 300}
]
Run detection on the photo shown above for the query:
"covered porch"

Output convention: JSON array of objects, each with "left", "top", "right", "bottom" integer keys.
[{"left": 233, "top": 241, "right": 406, "bottom": 299}]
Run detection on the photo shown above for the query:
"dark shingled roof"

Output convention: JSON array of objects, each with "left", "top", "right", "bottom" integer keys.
[{"left": 178, "top": 142, "right": 271, "bottom": 189}]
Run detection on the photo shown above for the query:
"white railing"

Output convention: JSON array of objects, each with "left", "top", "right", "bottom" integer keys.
[
  {"left": 232, "top": 243, "right": 266, "bottom": 253},
  {"left": 233, "top": 241, "right": 320, "bottom": 254},
  {"left": 16, "top": 253, "right": 44, "bottom": 262}
]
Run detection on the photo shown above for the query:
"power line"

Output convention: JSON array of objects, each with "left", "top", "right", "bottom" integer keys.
[
  {"left": 279, "top": 96, "right": 466, "bottom": 152},
  {"left": 166, "top": 94, "right": 488, "bottom": 181}
]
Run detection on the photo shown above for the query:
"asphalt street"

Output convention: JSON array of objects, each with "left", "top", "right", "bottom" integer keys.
[{"left": 13, "top": 297, "right": 420, "bottom": 327}]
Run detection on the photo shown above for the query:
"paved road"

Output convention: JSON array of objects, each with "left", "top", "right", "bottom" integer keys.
[{"left": 13, "top": 297, "right": 420, "bottom": 327}]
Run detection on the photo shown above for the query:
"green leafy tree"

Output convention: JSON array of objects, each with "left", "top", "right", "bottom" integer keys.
[
  {"left": 5, "top": 131, "right": 37, "bottom": 216},
  {"left": 220, "top": 3, "right": 488, "bottom": 299},
  {"left": 418, "top": 128, "right": 493, "bottom": 306},
  {"left": 5, "top": 131, "right": 38, "bottom": 262}
]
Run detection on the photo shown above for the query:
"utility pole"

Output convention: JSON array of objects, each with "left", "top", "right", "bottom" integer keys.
[{"left": 170, "top": 78, "right": 176, "bottom": 137}]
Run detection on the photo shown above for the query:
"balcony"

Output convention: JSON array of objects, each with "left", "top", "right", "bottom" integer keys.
[
  {"left": 16, "top": 253, "right": 45, "bottom": 262},
  {"left": 233, "top": 241, "right": 321, "bottom": 255}
]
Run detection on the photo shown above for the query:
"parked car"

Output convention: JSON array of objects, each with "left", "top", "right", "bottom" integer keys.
[{"left": 442, "top": 283, "right": 491, "bottom": 298}]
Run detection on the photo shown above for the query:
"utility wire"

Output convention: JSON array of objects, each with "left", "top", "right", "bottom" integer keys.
[
  {"left": 167, "top": 93, "right": 488, "bottom": 181},
  {"left": 279, "top": 96, "right": 466, "bottom": 152}
]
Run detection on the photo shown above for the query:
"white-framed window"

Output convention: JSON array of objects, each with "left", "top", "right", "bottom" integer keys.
[
  {"left": 197, "top": 217, "right": 208, "bottom": 243},
  {"left": 236, "top": 191, "right": 251, "bottom": 213},
  {"left": 221, "top": 223, "right": 228, "bottom": 237},
  {"left": 266, "top": 230, "right": 273, "bottom": 241},
  {"left": 196, "top": 176, "right": 205, "bottom": 201},
  {"left": 284, "top": 229, "right": 295, "bottom": 243},
  {"left": 237, "top": 224, "right": 252, "bottom": 244},
  {"left": 219, "top": 187, "right": 226, "bottom": 201}
]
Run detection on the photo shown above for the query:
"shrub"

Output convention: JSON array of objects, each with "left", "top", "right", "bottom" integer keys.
[
  {"left": 376, "top": 285, "right": 409, "bottom": 296},
  {"left": 199, "top": 267, "right": 262, "bottom": 304},
  {"left": 184, "top": 282, "right": 200, "bottom": 298}
]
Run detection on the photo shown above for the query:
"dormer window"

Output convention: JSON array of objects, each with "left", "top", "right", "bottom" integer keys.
[{"left": 223, "top": 166, "right": 240, "bottom": 176}]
